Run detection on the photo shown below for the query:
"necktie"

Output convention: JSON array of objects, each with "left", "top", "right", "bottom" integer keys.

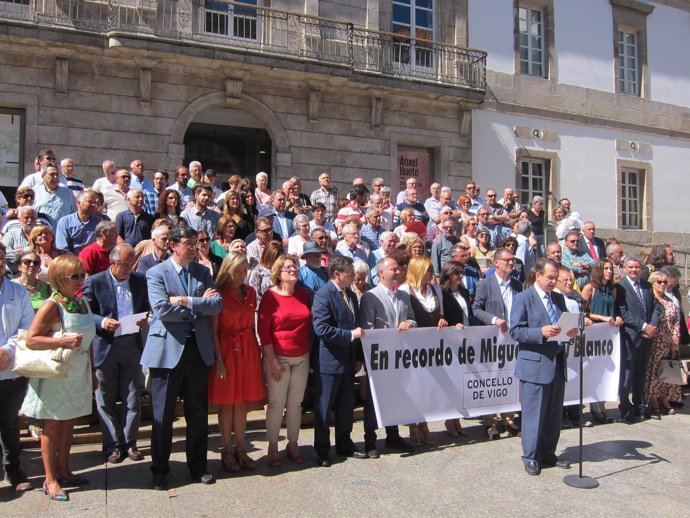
[
  {"left": 588, "top": 240, "right": 598, "bottom": 260},
  {"left": 545, "top": 294, "right": 558, "bottom": 325},
  {"left": 179, "top": 268, "right": 189, "bottom": 295},
  {"left": 633, "top": 282, "right": 645, "bottom": 312},
  {"left": 341, "top": 289, "right": 352, "bottom": 312}
]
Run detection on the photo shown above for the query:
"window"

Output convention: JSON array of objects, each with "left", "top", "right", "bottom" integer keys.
[
  {"left": 519, "top": 159, "right": 549, "bottom": 206},
  {"left": 518, "top": 6, "right": 545, "bottom": 77},
  {"left": 620, "top": 168, "right": 643, "bottom": 229},
  {"left": 617, "top": 30, "right": 638, "bottom": 95},
  {"left": 204, "top": 0, "right": 257, "bottom": 39},
  {"left": 610, "top": 0, "right": 653, "bottom": 98},
  {"left": 0, "top": 109, "right": 23, "bottom": 188},
  {"left": 392, "top": 0, "right": 434, "bottom": 69}
]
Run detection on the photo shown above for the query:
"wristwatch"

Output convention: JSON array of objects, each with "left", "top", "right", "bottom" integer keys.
[{"left": 177, "top": 296, "right": 184, "bottom": 306}]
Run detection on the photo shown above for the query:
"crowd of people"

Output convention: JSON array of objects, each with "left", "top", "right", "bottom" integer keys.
[{"left": 0, "top": 149, "right": 687, "bottom": 498}]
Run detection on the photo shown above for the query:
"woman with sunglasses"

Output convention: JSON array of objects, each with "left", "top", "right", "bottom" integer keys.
[
  {"left": 0, "top": 188, "right": 53, "bottom": 233},
  {"left": 12, "top": 251, "right": 51, "bottom": 312},
  {"left": 195, "top": 229, "right": 223, "bottom": 280},
  {"left": 155, "top": 189, "right": 182, "bottom": 222},
  {"left": 645, "top": 271, "right": 682, "bottom": 419},
  {"left": 21, "top": 255, "right": 96, "bottom": 501}
]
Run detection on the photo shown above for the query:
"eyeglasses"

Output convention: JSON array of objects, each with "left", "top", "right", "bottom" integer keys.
[
  {"left": 566, "top": 240, "right": 578, "bottom": 244},
  {"left": 118, "top": 175, "right": 131, "bottom": 180},
  {"left": 178, "top": 240, "right": 198, "bottom": 248},
  {"left": 21, "top": 259, "right": 41, "bottom": 266},
  {"left": 198, "top": 238, "right": 210, "bottom": 244},
  {"left": 441, "top": 227, "right": 454, "bottom": 231},
  {"left": 64, "top": 272, "right": 86, "bottom": 281},
  {"left": 654, "top": 280, "right": 668, "bottom": 285},
  {"left": 496, "top": 258, "right": 516, "bottom": 263},
  {"left": 256, "top": 228, "right": 271, "bottom": 234},
  {"left": 281, "top": 265, "right": 298, "bottom": 272}
]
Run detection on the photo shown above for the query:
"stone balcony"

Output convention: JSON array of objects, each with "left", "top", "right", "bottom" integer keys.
[{"left": 0, "top": 0, "right": 487, "bottom": 94}]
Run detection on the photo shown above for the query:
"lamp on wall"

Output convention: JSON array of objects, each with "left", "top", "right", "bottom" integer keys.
[
  {"left": 630, "top": 141, "right": 639, "bottom": 151},
  {"left": 532, "top": 128, "right": 544, "bottom": 140}
]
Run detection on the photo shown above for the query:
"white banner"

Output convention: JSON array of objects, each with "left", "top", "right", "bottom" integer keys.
[{"left": 362, "top": 322, "right": 620, "bottom": 427}]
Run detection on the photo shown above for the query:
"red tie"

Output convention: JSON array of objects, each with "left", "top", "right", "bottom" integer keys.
[{"left": 588, "top": 240, "right": 598, "bottom": 260}]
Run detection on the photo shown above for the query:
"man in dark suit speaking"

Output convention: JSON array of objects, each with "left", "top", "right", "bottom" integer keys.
[
  {"left": 83, "top": 243, "right": 150, "bottom": 464},
  {"left": 141, "top": 226, "right": 222, "bottom": 489},
  {"left": 510, "top": 258, "right": 579, "bottom": 476},
  {"left": 311, "top": 256, "right": 368, "bottom": 466}
]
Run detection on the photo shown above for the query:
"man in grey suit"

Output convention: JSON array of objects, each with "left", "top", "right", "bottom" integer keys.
[
  {"left": 359, "top": 257, "right": 416, "bottom": 456},
  {"left": 510, "top": 258, "right": 578, "bottom": 476},
  {"left": 141, "top": 226, "right": 223, "bottom": 490},
  {"left": 472, "top": 247, "right": 523, "bottom": 438},
  {"left": 615, "top": 255, "right": 659, "bottom": 423}
]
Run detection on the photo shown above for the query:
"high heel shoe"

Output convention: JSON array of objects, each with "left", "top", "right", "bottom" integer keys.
[
  {"left": 221, "top": 449, "right": 240, "bottom": 472},
  {"left": 286, "top": 443, "right": 304, "bottom": 464},
  {"left": 42, "top": 481, "right": 68, "bottom": 501},
  {"left": 444, "top": 419, "right": 459, "bottom": 438},
  {"left": 418, "top": 422, "right": 435, "bottom": 445},
  {"left": 504, "top": 422, "right": 520, "bottom": 437},
  {"left": 485, "top": 425, "right": 501, "bottom": 440},
  {"left": 408, "top": 424, "right": 422, "bottom": 446},
  {"left": 235, "top": 449, "right": 257, "bottom": 470}
]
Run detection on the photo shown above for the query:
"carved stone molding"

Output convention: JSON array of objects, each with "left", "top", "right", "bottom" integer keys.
[{"left": 224, "top": 77, "right": 243, "bottom": 104}]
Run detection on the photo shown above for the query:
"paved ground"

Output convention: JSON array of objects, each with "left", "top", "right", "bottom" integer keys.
[{"left": 2, "top": 403, "right": 690, "bottom": 518}]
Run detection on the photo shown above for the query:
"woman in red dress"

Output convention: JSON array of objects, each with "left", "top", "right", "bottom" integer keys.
[{"left": 209, "top": 252, "right": 265, "bottom": 471}]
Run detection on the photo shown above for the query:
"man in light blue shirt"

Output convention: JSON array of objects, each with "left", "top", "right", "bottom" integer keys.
[
  {"left": 32, "top": 165, "right": 76, "bottom": 225},
  {"left": 129, "top": 159, "right": 159, "bottom": 216},
  {"left": 181, "top": 184, "right": 220, "bottom": 236},
  {"left": 0, "top": 243, "right": 35, "bottom": 491},
  {"left": 55, "top": 191, "right": 103, "bottom": 255}
]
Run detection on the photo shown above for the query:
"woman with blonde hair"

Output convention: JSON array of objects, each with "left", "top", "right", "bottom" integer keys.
[
  {"left": 399, "top": 256, "right": 448, "bottom": 445},
  {"left": 21, "top": 255, "right": 96, "bottom": 501},
  {"left": 405, "top": 237, "right": 427, "bottom": 258},
  {"left": 222, "top": 190, "right": 252, "bottom": 241},
  {"left": 257, "top": 255, "right": 312, "bottom": 466},
  {"left": 209, "top": 252, "right": 265, "bottom": 471},
  {"left": 393, "top": 208, "right": 416, "bottom": 240},
  {"left": 29, "top": 225, "right": 67, "bottom": 283}
]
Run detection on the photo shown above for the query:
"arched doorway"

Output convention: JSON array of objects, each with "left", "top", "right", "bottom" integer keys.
[{"left": 183, "top": 107, "right": 271, "bottom": 190}]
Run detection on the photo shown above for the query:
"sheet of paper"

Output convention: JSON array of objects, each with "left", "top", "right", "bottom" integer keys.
[
  {"left": 114, "top": 312, "right": 149, "bottom": 337},
  {"left": 553, "top": 312, "right": 581, "bottom": 342}
]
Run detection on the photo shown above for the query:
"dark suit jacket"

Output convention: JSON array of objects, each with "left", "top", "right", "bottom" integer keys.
[
  {"left": 441, "top": 286, "right": 476, "bottom": 326},
  {"left": 312, "top": 281, "right": 360, "bottom": 374},
  {"left": 472, "top": 274, "right": 523, "bottom": 325},
  {"left": 510, "top": 288, "right": 568, "bottom": 385},
  {"left": 615, "top": 276, "right": 661, "bottom": 349},
  {"left": 82, "top": 270, "right": 150, "bottom": 368},
  {"left": 272, "top": 210, "right": 296, "bottom": 239},
  {"left": 577, "top": 235, "right": 606, "bottom": 261}
]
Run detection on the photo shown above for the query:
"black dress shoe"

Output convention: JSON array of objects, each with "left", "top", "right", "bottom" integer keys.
[
  {"left": 669, "top": 400, "right": 684, "bottom": 408},
  {"left": 107, "top": 450, "right": 123, "bottom": 464},
  {"left": 620, "top": 412, "right": 638, "bottom": 424},
  {"left": 153, "top": 474, "right": 167, "bottom": 491},
  {"left": 127, "top": 447, "right": 144, "bottom": 461},
  {"left": 316, "top": 457, "right": 331, "bottom": 468},
  {"left": 367, "top": 449, "right": 380, "bottom": 459},
  {"left": 524, "top": 460, "right": 540, "bottom": 476},
  {"left": 542, "top": 457, "right": 571, "bottom": 469},
  {"left": 385, "top": 435, "right": 414, "bottom": 452},
  {"left": 194, "top": 473, "right": 215, "bottom": 485}
]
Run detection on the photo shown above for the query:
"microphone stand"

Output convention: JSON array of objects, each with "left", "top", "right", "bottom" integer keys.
[{"left": 563, "top": 311, "right": 599, "bottom": 489}]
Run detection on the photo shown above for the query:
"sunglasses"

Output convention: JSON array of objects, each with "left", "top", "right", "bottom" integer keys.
[
  {"left": 198, "top": 238, "right": 210, "bottom": 244},
  {"left": 64, "top": 272, "right": 86, "bottom": 281},
  {"left": 118, "top": 175, "right": 131, "bottom": 180},
  {"left": 19, "top": 194, "right": 34, "bottom": 200},
  {"left": 21, "top": 259, "right": 41, "bottom": 266}
]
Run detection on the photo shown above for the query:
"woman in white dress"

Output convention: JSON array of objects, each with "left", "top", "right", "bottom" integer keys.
[{"left": 21, "top": 255, "right": 96, "bottom": 501}]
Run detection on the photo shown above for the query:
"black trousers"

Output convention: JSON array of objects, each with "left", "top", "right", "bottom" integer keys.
[
  {"left": 618, "top": 338, "right": 651, "bottom": 413},
  {"left": 362, "top": 376, "right": 400, "bottom": 451},
  {"left": 149, "top": 337, "right": 210, "bottom": 478},
  {"left": 313, "top": 371, "right": 355, "bottom": 459},
  {"left": 0, "top": 377, "right": 28, "bottom": 475}
]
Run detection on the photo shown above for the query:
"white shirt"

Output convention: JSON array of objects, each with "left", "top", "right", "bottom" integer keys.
[
  {"left": 493, "top": 275, "right": 514, "bottom": 326},
  {"left": 400, "top": 283, "right": 441, "bottom": 314},
  {"left": 452, "top": 290, "right": 470, "bottom": 324}
]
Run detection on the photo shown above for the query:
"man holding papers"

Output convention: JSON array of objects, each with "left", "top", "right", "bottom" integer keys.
[
  {"left": 83, "top": 243, "right": 150, "bottom": 464},
  {"left": 510, "top": 258, "right": 580, "bottom": 476}
]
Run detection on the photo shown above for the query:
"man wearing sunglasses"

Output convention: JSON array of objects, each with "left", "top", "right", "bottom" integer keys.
[
  {"left": 104, "top": 169, "right": 132, "bottom": 220},
  {"left": 83, "top": 243, "right": 150, "bottom": 465}
]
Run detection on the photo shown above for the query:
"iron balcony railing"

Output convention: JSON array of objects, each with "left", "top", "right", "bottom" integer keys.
[{"left": 0, "top": 0, "right": 487, "bottom": 90}]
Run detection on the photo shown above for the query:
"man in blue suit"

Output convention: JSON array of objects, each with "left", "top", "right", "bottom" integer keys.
[
  {"left": 270, "top": 190, "right": 295, "bottom": 248},
  {"left": 83, "top": 243, "right": 150, "bottom": 464},
  {"left": 510, "top": 258, "right": 579, "bottom": 476},
  {"left": 312, "top": 256, "right": 369, "bottom": 466},
  {"left": 141, "top": 226, "right": 223, "bottom": 489},
  {"left": 615, "top": 255, "right": 660, "bottom": 422}
]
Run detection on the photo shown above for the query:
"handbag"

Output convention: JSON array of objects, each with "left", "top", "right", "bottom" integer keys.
[
  {"left": 657, "top": 357, "right": 688, "bottom": 386},
  {"left": 12, "top": 300, "right": 76, "bottom": 379}
]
